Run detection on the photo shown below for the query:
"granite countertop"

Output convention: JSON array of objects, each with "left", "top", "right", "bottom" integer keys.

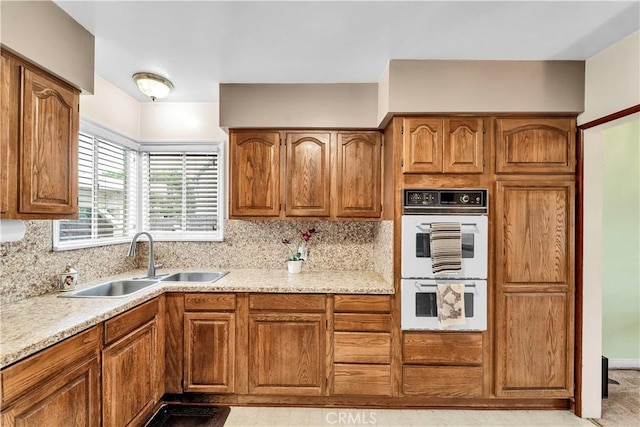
[{"left": 0, "top": 268, "right": 393, "bottom": 369}]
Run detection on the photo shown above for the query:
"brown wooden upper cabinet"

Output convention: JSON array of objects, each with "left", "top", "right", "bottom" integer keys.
[
  {"left": 0, "top": 50, "right": 79, "bottom": 219},
  {"left": 402, "top": 117, "right": 484, "bottom": 174},
  {"left": 230, "top": 129, "right": 382, "bottom": 219},
  {"left": 230, "top": 130, "right": 281, "bottom": 217},
  {"left": 285, "top": 132, "right": 331, "bottom": 217},
  {"left": 335, "top": 132, "right": 382, "bottom": 217},
  {"left": 495, "top": 117, "right": 576, "bottom": 174}
]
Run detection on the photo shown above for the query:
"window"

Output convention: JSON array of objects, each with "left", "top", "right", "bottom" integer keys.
[
  {"left": 141, "top": 150, "right": 222, "bottom": 240},
  {"left": 54, "top": 123, "right": 224, "bottom": 250},
  {"left": 53, "top": 126, "right": 138, "bottom": 250}
]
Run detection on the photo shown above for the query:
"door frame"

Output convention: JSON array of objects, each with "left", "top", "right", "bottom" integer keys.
[{"left": 575, "top": 104, "right": 640, "bottom": 417}]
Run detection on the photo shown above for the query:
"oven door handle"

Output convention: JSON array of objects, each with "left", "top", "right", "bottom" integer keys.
[
  {"left": 414, "top": 282, "right": 479, "bottom": 294},
  {"left": 416, "top": 223, "right": 479, "bottom": 232}
]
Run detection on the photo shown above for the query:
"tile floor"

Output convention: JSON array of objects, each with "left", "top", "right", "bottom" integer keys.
[{"left": 224, "top": 407, "right": 595, "bottom": 427}]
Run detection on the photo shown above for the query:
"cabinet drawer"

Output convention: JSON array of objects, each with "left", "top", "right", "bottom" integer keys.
[
  {"left": 334, "top": 364, "right": 391, "bottom": 396},
  {"left": 403, "top": 365, "right": 483, "bottom": 397},
  {"left": 403, "top": 332, "right": 482, "bottom": 365},
  {"left": 1, "top": 326, "right": 100, "bottom": 405},
  {"left": 334, "top": 295, "right": 391, "bottom": 312},
  {"left": 249, "top": 294, "right": 325, "bottom": 312},
  {"left": 104, "top": 299, "right": 159, "bottom": 345},
  {"left": 334, "top": 332, "right": 390, "bottom": 364},
  {"left": 185, "top": 293, "right": 236, "bottom": 311},
  {"left": 334, "top": 313, "right": 391, "bottom": 332}
]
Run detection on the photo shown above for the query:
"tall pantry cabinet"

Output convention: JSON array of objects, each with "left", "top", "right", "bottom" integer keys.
[{"left": 493, "top": 117, "right": 576, "bottom": 397}]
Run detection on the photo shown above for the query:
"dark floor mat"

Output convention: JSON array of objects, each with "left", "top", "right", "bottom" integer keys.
[{"left": 145, "top": 405, "right": 230, "bottom": 427}]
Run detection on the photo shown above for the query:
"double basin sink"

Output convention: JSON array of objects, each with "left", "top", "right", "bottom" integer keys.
[{"left": 60, "top": 271, "right": 228, "bottom": 298}]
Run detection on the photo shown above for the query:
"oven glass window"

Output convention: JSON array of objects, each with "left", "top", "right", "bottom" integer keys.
[
  {"left": 415, "top": 292, "right": 474, "bottom": 317},
  {"left": 415, "top": 233, "right": 475, "bottom": 258}
]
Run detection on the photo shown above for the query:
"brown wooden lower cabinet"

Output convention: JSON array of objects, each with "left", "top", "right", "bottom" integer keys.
[
  {"left": 184, "top": 312, "right": 236, "bottom": 393},
  {"left": 402, "top": 332, "right": 484, "bottom": 398},
  {"left": 1, "top": 357, "right": 100, "bottom": 427},
  {"left": 332, "top": 295, "right": 393, "bottom": 397},
  {"left": 0, "top": 327, "right": 101, "bottom": 427},
  {"left": 248, "top": 312, "right": 326, "bottom": 395},
  {"left": 102, "top": 299, "right": 163, "bottom": 427}
]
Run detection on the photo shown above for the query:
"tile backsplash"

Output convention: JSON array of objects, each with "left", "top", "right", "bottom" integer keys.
[{"left": 1, "top": 220, "right": 393, "bottom": 304}]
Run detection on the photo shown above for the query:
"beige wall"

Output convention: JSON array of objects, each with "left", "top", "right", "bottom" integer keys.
[
  {"left": 139, "top": 102, "right": 227, "bottom": 142},
  {"left": 384, "top": 60, "right": 585, "bottom": 117},
  {"left": 0, "top": 0, "right": 94, "bottom": 93},
  {"left": 219, "top": 83, "right": 379, "bottom": 129},
  {"left": 580, "top": 31, "right": 640, "bottom": 124},
  {"left": 222, "top": 61, "right": 585, "bottom": 129},
  {"left": 80, "top": 75, "right": 140, "bottom": 140},
  {"left": 580, "top": 30, "right": 640, "bottom": 418}
]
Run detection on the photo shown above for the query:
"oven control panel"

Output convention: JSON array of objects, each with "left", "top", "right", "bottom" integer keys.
[{"left": 403, "top": 189, "right": 488, "bottom": 214}]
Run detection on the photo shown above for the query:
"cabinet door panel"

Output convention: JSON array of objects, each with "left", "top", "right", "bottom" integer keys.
[
  {"left": 184, "top": 312, "right": 235, "bottom": 393},
  {"left": 495, "top": 181, "right": 575, "bottom": 398},
  {"left": 20, "top": 68, "right": 78, "bottom": 215},
  {"left": 495, "top": 292, "right": 573, "bottom": 397},
  {"left": 230, "top": 131, "right": 280, "bottom": 217},
  {"left": 249, "top": 313, "right": 325, "bottom": 395},
  {"left": 497, "top": 182, "right": 574, "bottom": 286},
  {"left": 1, "top": 357, "right": 100, "bottom": 427},
  {"left": 496, "top": 118, "right": 576, "bottom": 173},
  {"left": 102, "top": 320, "right": 158, "bottom": 427},
  {"left": 285, "top": 132, "right": 331, "bottom": 217},
  {"left": 335, "top": 132, "right": 381, "bottom": 217},
  {"left": 402, "top": 118, "right": 443, "bottom": 173},
  {"left": 444, "top": 118, "right": 484, "bottom": 173}
]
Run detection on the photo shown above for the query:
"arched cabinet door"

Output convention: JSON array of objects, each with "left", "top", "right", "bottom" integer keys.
[
  {"left": 496, "top": 117, "right": 576, "bottom": 174},
  {"left": 2, "top": 50, "right": 80, "bottom": 219},
  {"left": 335, "top": 132, "right": 381, "bottom": 218},
  {"left": 402, "top": 118, "right": 443, "bottom": 173},
  {"left": 230, "top": 131, "right": 281, "bottom": 217},
  {"left": 20, "top": 68, "right": 79, "bottom": 216},
  {"left": 285, "top": 132, "right": 331, "bottom": 217}
]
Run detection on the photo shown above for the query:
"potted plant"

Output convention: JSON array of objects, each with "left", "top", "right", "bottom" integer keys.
[{"left": 282, "top": 228, "right": 316, "bottom": 274}]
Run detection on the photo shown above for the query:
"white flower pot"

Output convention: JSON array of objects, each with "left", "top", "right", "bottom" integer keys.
[{"left": 287, "top": 260, "right": 303, "bottom": 274}]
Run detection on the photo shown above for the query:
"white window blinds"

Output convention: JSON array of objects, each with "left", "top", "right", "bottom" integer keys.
[
  {"left": 142, "top": 152, "right": 220, "bottom": 238},
  {"left": 55, "top": 132, "right": 137, "bottom": 247}
]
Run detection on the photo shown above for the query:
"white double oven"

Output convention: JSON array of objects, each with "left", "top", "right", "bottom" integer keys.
[{"left": 401, "top": 189, "right": 489, "bottom": 331}]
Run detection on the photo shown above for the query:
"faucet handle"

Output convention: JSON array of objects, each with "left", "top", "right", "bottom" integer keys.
[{"left": 155, "top": 263, "right": 164, "bottom": 270}]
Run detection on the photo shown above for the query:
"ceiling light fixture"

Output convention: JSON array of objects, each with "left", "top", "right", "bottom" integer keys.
[{"left": 132, "top": 72, "right": 173, "bottom": 101}]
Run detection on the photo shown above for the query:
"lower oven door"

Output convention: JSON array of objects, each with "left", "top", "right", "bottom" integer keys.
[{"left": 401, "top": 279, "right": 487, "bottom": 331}]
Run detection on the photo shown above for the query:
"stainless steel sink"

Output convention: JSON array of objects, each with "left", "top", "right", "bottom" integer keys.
[
  {"left": 160, "top": 271, "right": 227, "bottom": 283},
  {"left": 59, "top": 279, "right": 159, "bottom": 298}
]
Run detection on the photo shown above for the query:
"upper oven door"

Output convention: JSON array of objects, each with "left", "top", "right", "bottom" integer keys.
[{"left": 401, "top": 214, "right": 488, "bottom": 279}]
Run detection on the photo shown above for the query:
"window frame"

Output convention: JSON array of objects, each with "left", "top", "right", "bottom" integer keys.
[
  {"left": 53, "top": 122, "right": 225, "bottom": 251},
  {"left": 53, "top": 121, "right": 140, "bottom": 251},
  {"left": 140, "top": 143, "right": 225, "bottom": 242}
]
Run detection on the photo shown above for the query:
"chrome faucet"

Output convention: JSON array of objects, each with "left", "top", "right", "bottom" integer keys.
[{"left": 127, "top": 231, "right": 163, "bottom": 278}]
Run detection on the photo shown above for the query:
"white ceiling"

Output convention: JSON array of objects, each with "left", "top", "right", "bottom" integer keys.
[{"left": 54, "top": 0, "right": 640, "bottom": 103}]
